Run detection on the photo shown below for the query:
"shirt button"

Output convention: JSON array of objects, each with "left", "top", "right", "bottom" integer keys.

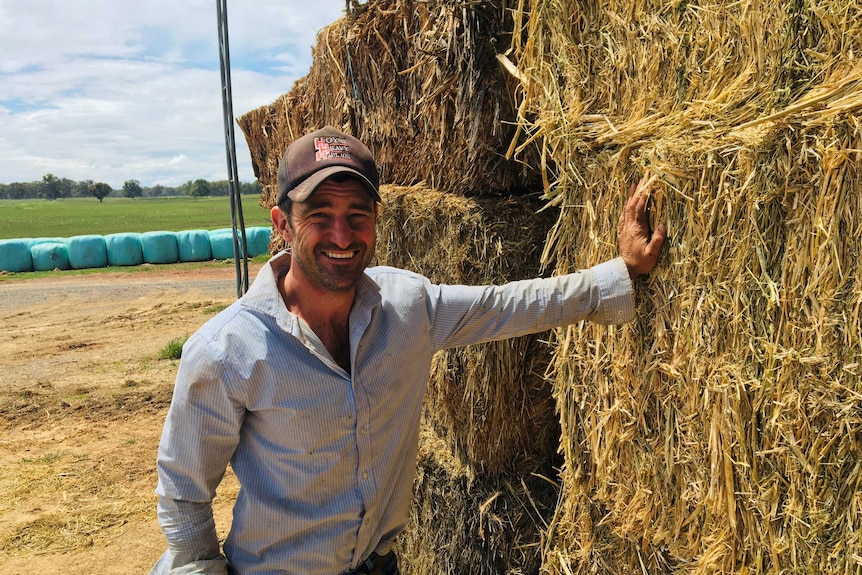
[
  {"left": 362, "top": 472, "right": 369, "bottom": 480},
  {"left": 359, "top": 429, "right": 367, "bottom": 436}
]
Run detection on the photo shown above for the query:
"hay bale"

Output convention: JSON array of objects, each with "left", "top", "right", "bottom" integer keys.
[
  {"left": 30, "top": 242, "right": 70, "bottom": 271},
  {"left": 105, "top": 233, "right": 144, "bottom": 267},
  {"left": 176, "top": 230, "right": 212, "bottom": 263},
  {"left": 0, "top": 239, "right": 33, "bottom": 272},
  {"left": 140, "top": 231, "right": 179, "bottom": 265},
  {"left": 209, "top": 228, "right": 238, "bottom": 260},
  {"left": 67, "top": 235, "right": 107, "bottom": 270},
  {"left": 238, "top": 0, "right": 539, "bottom": 207},
  {"left": 394, "top": 421, "right": 559, "bottom": 575},
  {"left": 244, "top": 226, "right": 273, "bottom": 258},
  {"left": 502, "top": 1, "right": 862, "bottom": 573},
  {"left": 374, "top": 185, "right": 559, "bottom": 476}
]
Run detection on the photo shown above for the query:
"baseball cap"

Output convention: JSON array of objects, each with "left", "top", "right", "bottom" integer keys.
[{"left": 276, "top": 126, "right": 380, "bottom": 204}]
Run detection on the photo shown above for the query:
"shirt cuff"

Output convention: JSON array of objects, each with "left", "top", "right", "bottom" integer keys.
[
  {"left": 591, "top": 257, "right": 635, "bottom": 324},
  {"left": 149, "top": 551, "right": 228, "bottom": 575}
]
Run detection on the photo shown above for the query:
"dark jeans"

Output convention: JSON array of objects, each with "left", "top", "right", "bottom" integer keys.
[
  {"left": 345, "top": 551, "right": 399, "bottom": 575},
  {"left": 226, "top": 551, "right": 399, "bottom": 575}
]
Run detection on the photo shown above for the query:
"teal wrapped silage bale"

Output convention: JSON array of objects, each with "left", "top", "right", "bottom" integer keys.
[
  {"left": 209, "top": 228, "right": 240, "bottom": 260},
  {"left": 67, "top": 235, "right": 108, "bottom": 269},
  {"left": 30, "top": 242, "right": 71, "bottom": 271},
  {"left": 245, "top": 227, "right": 272, "bottom": 257},
  {"left": 0, "top": 239, "right": 33, "bottom": 272},
  {"left": 105, "top": 233, "right": 144, "bottom": 267},
  {"left": 177, "top": 230, "right": 212, "bottom": 262},
  {"left": 141, "top": 231, "right": 179, "bottom": 264}
]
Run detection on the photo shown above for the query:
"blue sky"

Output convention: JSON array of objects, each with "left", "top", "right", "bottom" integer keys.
[{"left": 0, "top": 0, "right": 346, "bottom": 189}]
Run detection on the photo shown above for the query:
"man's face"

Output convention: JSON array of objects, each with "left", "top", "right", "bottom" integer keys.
[{"left": 277, "top": 177, "right": 378, "bottom": 293}]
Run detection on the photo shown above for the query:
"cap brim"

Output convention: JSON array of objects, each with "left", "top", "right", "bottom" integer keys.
[{"left": 285, "top": 166, "right": 380, "bottom": 203}]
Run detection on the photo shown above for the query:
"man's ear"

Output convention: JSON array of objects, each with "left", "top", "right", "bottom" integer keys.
[{"left": 270, "top": 206, "right": 293, "bottom": 243}]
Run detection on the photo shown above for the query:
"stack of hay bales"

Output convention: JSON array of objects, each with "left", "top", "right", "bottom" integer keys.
[
  {"left": 239, "top": 0, "right": 862, "bottom": 574},
  {"left": 239, "top": 3, "right": 560, "bottom": 573},
  {"left": 501, "top": 1, "right": 862, "bottom": 573}
]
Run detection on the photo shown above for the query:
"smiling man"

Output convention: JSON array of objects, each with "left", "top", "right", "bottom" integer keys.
[{"left": 150, "top": 126, "right": 666, "bottom": 575}]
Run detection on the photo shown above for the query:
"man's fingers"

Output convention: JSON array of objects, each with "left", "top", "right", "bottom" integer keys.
[
  {"left": 625, "top": 173, "right": 658, "bottom": 221},
  {"left": 646, "top": 223, "right": 668, "bottom": 257}
]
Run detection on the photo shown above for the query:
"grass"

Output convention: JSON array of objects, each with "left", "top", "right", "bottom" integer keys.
[
  {"left": 21, "top": 453, "right": 62, "bottom": 465},
  {"left": 0, "top": 195, "right": 271, "bottom": 239},
  {"left": 158, "top": 337, "right": 188, "bottom": 360}
]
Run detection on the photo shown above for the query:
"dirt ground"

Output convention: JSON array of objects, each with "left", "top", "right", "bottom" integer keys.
[{"left": 0, "top": 262, "right": 264, "bottom": 573}]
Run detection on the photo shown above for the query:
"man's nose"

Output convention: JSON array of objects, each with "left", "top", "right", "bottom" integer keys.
[{"left": 329, "top": 216, "right": 353, "bottom": 247}]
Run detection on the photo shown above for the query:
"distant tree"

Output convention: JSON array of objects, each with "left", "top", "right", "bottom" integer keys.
[
  {"left": 210, "top": 180, "right": 230, "bottom": 196},
  {"left": 178, "top": 180, "right": 194, "bottom": 196},
  {"left": 190, "top": 178, "right": 212, "bottom": 197},
  {"left": 123, "top": 179, "right": 143, "bottom": 198},
  {"left": 241, "top": 180, "right": 262, "bottom": 196},
  {"left": 90, "top": 182, "right": 113, "bottom": 203},
  {"left": 147, "top": 184, "right": 167, "bottom": 197},
  {"left": 59, "top": 177, "right": 75, "bottom": 198},
  {"left": 41, "top": 173, "right": 62, "bottom": 201},
  {"left": 16, "top": 181, "right": 39, "bottom": 199},
  {"left": 13, "top": 182, "right": 34, "bottom": 199},
  {"left": 73, "top": 179, "right": 94, "bottom": 198}
]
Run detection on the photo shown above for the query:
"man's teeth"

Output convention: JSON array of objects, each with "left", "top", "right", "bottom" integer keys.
[{"left": 325, "top": 252, "right": 354, "bottom": 259}]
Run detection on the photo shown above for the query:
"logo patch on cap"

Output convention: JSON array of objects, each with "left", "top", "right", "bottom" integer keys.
[{"left": 315, "top": 136, "right": 352, "bottom": 162}]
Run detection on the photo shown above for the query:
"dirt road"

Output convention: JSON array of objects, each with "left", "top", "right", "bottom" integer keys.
[{"left": 0, "top": 263, "right": 262, "bottom": 573}]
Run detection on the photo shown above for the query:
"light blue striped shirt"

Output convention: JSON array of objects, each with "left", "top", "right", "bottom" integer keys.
[{"left": 152, "top": 251, "right": 634, "bottom": 575}]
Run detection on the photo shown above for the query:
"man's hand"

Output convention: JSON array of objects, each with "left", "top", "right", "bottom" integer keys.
[{"left": 618, "top": 174, "right": 667, "bottom": 279}]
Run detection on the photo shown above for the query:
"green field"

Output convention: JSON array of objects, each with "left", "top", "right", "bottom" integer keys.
[{"left": 0, "top": 195, "right": 271, "bottom": 239}]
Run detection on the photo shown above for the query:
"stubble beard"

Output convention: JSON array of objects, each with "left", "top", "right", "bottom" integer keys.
[{"left": 292, "top": 239, "right": 376, "bottom": 294}]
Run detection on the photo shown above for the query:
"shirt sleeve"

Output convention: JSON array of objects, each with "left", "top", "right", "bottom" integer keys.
[
  {"left": 426, "top": 256, "right": 635, "bottom": 350},
  {"left": 152, "top": 333, "right": 244, "bottom": 573},
  {"left": 588, "top": 257, "right": 636, "bottom": 324},
  {"left": 149, "top": 499, "right": 228, "bottom": 574}
]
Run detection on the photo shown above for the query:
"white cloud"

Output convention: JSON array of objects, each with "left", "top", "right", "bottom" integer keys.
[{"left": 0, "top": 0, "right": 345, "bottom": 188}]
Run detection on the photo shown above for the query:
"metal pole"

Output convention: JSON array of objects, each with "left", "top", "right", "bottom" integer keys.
[{"left": 217, "top": 0, "right": 249, "bottom": 297}]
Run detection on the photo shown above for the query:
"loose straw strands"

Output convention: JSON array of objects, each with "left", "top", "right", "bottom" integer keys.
[{"left": 503, "top": 0, "right": 862, "bottom": 573}]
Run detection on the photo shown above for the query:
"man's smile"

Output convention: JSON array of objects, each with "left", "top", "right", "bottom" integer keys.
[{"left": 324, "top": 250, "right": 358, "bottom": 260}]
